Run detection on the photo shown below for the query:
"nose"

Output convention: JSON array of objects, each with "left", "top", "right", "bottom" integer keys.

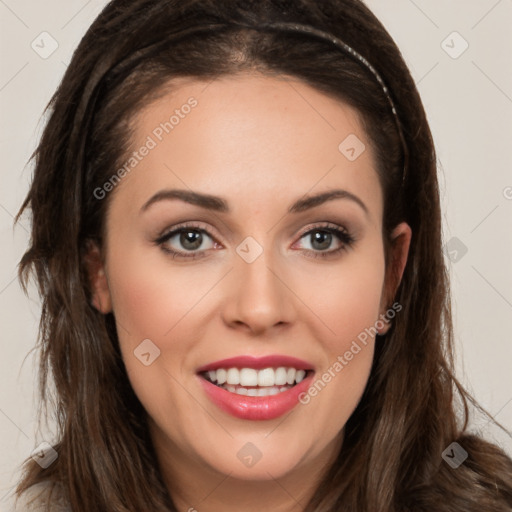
[{"left": 222, "top": 244, "right": 296, "bottom": 336}]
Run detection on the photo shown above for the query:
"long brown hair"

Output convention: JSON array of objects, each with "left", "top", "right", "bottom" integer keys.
[{"left": 15, "top": 0, "right": 512, "bottom": 510}]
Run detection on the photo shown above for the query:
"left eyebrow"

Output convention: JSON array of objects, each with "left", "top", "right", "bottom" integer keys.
[
  {"left": 288, "top": 189, "right": 369, "bottom": 216},
  {"left": 140, "top": 188, "right": 369, "bottom": 216}
]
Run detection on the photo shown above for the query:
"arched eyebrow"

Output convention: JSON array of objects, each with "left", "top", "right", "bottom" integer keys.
[
  {"left": 289, "top": 190, "right": 368, "bottom": 215},
  {"left": 140, "top": 188, "right": 368, "bottom": 216}
]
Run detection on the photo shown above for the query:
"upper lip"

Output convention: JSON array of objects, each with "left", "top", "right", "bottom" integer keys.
[{"left": 196, "top": 355, "right": 315, "bottom": 373}]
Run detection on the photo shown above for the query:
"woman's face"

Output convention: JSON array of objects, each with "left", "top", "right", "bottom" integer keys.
[{"left": 91, "top": 73, "right": 410, "bottom": 485}]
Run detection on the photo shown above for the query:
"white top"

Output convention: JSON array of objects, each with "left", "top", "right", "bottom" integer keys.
[{"left": 8, "top": 482, "right": 71, "bottom": 512}]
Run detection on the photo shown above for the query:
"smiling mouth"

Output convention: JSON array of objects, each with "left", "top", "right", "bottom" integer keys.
[{"left": 199, "top": 367, "right": 315, "bottom": 397}]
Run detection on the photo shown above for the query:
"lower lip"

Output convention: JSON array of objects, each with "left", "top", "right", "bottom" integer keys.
[{"left": 198, "top": 373, "right": 315, "bottom": 421}]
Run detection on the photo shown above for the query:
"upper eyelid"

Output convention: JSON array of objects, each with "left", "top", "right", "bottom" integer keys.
[
  {"left": 296, "top": 221, "right": 349, "bottom": 237},
  {"left": 158, "top": 221, "right": 217, "bottom": 237}
]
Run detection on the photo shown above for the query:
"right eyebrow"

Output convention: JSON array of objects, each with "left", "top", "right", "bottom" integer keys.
[{"left": 141, "top": 189, "right": 229, "bottom": 213}]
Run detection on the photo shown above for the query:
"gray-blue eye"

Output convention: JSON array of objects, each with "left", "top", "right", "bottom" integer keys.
[{"left": 157, "top": 228, "right": 215, "bottom": 255}]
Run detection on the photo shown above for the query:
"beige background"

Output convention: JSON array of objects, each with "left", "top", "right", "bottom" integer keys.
[{"left": 1, "top": 0, "right": 511, "bottom": 507}]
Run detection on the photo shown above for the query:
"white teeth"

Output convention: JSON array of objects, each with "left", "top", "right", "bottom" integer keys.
[
  {"left": 216, "top": 368, "right": 227, "bottom": 385},
  {"left": 258, "top": 368, "right": 275, "bottom": 387},
  {"left": 256, "top": 387, "right": 286, "bottom": 396},
  {"left": 219, "top": 383, "right": 293, "bottom": 395},
  {"left": 204, "top": 366, "right": 310, "bottom": 386},
  {"left": 286, "top": 368, "right": 296, "bottom": 385},
  {"left": 226, "top": 368, "right": 240, "bottom": 385},
  {"left": 274, "top": 367, "right": 288, "bottom": 386},
  {"left": 239, "top": 368, "right": 259, "bottom": 386}
]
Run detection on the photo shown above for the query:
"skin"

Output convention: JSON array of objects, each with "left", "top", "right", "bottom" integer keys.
[{"left": 88, "top": 73, "right": 411, "bottom": 512}]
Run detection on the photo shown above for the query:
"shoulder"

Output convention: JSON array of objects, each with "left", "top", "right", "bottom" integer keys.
[{"left": 10, "top": 481, "right": 71, "bottom": 512}]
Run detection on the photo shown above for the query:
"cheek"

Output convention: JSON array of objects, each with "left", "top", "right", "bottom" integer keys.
[
  {"left": 104, "top": 241, "right": 229, "bottom": 410},
  {"left": 296, "top": 243, "right": 386, "bottom": 351},
  {"left": 291, "top": 243, "right": 385, "bottom": 434},
  {"left": 106, "top": 243, "right": 216, "bottom": 344},
  {"left": 104, "top": 245, "right": 216, "bottom": 433}
]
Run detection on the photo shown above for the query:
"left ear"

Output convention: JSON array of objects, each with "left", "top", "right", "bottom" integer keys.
[{"left": 378, "top": 222, "right": 412, "bottom": 334}]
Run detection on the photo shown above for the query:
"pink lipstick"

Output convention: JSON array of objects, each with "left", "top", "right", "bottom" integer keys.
[{"left": 196, "top": 355, "right": 315, "bottom": 421}]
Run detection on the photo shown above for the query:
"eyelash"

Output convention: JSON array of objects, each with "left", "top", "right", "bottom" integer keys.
[{"left": 154, "top": 221, "right": 356, "bottom": 260}]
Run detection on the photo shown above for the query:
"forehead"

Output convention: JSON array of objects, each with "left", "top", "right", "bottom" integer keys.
[{"left": 111, "top": 72, "right": 383, "bottom": 221}]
